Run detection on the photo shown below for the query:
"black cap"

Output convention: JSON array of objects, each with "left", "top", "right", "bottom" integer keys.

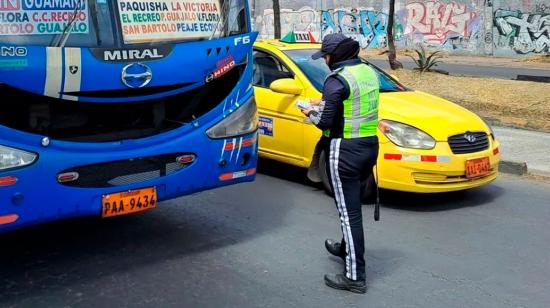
[{"left": 311, "top": 33, "right": 349, "bottom": 60}]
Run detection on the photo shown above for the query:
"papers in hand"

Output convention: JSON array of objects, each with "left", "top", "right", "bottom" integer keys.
[
  {"left": 295, "top": 100, "right": 311, "bottom": 110},
  {"left": 296, "top": 100, "right": 320, "bottom": 112}
]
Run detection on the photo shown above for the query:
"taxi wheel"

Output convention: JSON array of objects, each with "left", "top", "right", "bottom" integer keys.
[{"left": 319, "top": 150, "right": 375, "bottom": 202}]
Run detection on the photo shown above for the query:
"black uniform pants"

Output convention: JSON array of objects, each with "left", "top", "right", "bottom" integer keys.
[{"left": 325, "top": 136, "right": 379, "bottom": 281}]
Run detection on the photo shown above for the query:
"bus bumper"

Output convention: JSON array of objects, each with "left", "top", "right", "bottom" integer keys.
[{"left": 0, "top": 128, "right": 258, "bottom": 232}]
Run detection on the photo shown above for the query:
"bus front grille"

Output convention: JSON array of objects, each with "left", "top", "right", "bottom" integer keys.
[{"left": 57, "top": 153, "right": 195, "bottom": 188}]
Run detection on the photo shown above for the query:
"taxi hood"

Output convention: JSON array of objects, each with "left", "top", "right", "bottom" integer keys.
[{"left": 379, "top": 91, "right": 490, "bottom": 141}]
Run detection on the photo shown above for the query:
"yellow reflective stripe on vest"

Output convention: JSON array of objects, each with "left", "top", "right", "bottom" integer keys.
[
  {"left": 338, "top": 69, "right": 361, "bottom": 119},
  {"left": 337, "top": 64, "right": 379, "bottom": 139}
]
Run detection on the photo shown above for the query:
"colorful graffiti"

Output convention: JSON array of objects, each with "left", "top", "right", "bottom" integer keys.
[
  {"left": 320, "top": 8, "right": 401, "bottom": 48},
  {"left": 403, "top": 1, "right": 480, "bottom": 45},
  {"left": 494, "top": 9, "right": 550, "bottom": 54},
  {"left": 535, "top": 2, "right": 550, "bottom": 14},
  {"left": 255, "top": 7, "right": 320, "bottom": 40},
  {"left": 257, "top": 3, "right": 478, "bottom": 50},
  {"left": 256, "top": 7, "right": 402, "bottom": 49},
  {"left": 254, "top": 1, "right": 550, "bottom": 56}
]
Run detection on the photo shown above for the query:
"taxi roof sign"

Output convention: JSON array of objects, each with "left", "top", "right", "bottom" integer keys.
[{"left": 280, "top": 31, "right": 317, "bottom": 43}]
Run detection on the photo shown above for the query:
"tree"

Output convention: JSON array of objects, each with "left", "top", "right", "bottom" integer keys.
[
  {"left": 387, "top": 0, "right": 403, "bottom": 69},
  {"left": 273, "top": 0, "right": 281, "bottom": 39}
]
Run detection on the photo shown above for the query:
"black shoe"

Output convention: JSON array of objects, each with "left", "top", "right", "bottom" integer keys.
[
  {"left": 324, "top": 273, "right": 367, "bottom": 294},
  {"left": 325, "top": 239, "right": 346, "bottom": 261}
]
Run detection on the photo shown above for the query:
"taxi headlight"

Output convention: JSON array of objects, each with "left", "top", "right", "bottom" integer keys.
[
  {"left": 0, "top": 145, "right": 37, "bottom": 171},
  {"left": 378, "top": 120, "right": 436, "bottom": 149},
  {"left": 206, "top": 97, "right": 258, "bottom": 139}
]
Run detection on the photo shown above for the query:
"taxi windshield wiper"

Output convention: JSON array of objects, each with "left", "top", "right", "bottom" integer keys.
[{"left": 51, "top": 0, "right": 84, "bottom": 47}]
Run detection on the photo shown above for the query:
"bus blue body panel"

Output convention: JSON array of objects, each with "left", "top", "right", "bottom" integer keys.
[
  {"left": 0, "top": 32, "right": 259, "bottom": 232},
  {"left": 1, "top": 34, "right": 254, "bottom": 101}
]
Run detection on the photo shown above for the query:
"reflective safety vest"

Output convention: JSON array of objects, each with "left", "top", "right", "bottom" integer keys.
[{"left": 324, "top": 63, "right": 379, "bottom": 139}]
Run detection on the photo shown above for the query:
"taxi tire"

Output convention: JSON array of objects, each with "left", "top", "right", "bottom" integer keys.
[{"left": 319, "top": 150, "right": 375, "bottom": 202}]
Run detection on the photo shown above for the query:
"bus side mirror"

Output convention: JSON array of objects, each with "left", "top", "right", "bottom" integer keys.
[
  {"left": 270, "top": 78, "right": 303, "bottom": 95},
  {"left": 389, "top": 74, "right": 400, "bottom": 82}
]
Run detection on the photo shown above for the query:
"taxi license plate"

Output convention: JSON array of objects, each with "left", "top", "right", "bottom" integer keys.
[
  {"left": 465, "top": 157, "right": 491, "bottom": 179},
  {"left": 102, "top": 187, "right": 157, "bottom": 218}
]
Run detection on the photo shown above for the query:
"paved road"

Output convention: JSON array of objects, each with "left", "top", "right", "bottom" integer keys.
[
  {"left": 1, "top": 161, "right": 549, "bottom": 307},
  {"left": 369, "top": 58, "right": 550, "bottom": 80}
]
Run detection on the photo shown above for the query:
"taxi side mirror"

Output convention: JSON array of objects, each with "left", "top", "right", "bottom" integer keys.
[
  {"left": 389, "top": 74, "right": 400, "bottom": 82},
  {"left": 269, "top": 78, "right": 303, "bottom": 95}
]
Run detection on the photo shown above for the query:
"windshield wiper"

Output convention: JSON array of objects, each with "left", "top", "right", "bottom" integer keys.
[
  {"left": 209, "top": 0, "right": 231, "bottom": 40},
  {"left": 51, "top": 0, "right": 84, "bottom": 47},
  {"left": 89, "top": 0, "right": 102, "bottom": 46}
]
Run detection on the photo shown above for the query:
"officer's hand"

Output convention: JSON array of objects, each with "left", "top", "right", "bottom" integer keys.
[
  {"left": 310, "top": 99, "right": 321, "bottom": 106},
  {"left": 301, "top": 107, "right": 313, "bottom": 116}
]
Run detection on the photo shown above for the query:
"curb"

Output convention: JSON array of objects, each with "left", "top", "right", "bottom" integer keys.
[
  {"left": 499, "top": 160, "right": 528, "bottom": 176},
  {"left": 526, "top": 169, "right": 550, "bottom": 182},
  {"left": 499, "top": 161, "right": 550, "bottom": 181},
  {"left": 516, "top": 75, "right": 550, "bottom": 83}
]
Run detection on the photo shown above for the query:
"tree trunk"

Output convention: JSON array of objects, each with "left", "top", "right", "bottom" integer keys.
[
  {"left": 387, "top": 0, "right": 403, "bottom": 70},
  {"left": 273, "top": 0, "right": 281, "bottom": 39}
]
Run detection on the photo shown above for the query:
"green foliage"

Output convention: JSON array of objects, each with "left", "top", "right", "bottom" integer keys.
[{"left": 409, "top": 45, "right": 444, "bottom": 73}]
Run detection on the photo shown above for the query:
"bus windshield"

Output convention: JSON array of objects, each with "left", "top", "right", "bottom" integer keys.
[{"left": 0, "top": 0, "right": 248, "bottom": 47}]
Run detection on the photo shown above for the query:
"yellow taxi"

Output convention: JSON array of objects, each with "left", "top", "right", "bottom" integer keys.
[{"left": 253, "top": 33, "right": 500, "bottom": 197}]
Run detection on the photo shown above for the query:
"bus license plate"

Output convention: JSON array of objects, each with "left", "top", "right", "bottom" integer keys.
[
  {"left": 465, "top": 157, "right": 490, "bottom": 179},
  {"left": 102, "top": 187, "right": 157, "bottom": 218}
]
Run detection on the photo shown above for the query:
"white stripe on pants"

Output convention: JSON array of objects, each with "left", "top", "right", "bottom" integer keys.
[{"left": 329, "top": 138, "right": 357, "bottom": 280}]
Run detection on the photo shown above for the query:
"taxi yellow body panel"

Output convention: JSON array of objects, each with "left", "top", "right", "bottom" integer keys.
[{"left": 254, "top": 40, "right": 500, "bottom": 193}]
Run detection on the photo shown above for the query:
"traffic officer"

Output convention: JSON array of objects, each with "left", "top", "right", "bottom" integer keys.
[{"left": 301, "top": 33, "right": 380, "bottom": 294}]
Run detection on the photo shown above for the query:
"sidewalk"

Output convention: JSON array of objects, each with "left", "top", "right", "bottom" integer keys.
[{"left": 493, "top": 126, "right": 550, "bottom": 177}]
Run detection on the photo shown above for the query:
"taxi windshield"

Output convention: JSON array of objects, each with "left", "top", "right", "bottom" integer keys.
[
  {"left": 284, "top": 49, "right": 407, "bottom": 93},
  {"left": 0, "top": 0, "right": 248, "bottom": 47}
]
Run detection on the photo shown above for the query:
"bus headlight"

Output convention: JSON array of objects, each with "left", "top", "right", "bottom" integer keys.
[
  {"left": 0, "top": 145, "right": 37, "bottom": 171},
  {"left": 206, "top": 98, "right": 258, "bottom": 139},
  {"left": 378, "top": 120, "right": 436, "bottom": 149}
]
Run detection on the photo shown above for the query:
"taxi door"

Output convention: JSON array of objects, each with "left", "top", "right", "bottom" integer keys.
[{"left": 253, "top": 50, "right": 306, "bottom": 165}]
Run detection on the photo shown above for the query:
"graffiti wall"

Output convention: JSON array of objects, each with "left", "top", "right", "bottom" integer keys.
[
  {"left": 319, "top": 8, "right": 395, "bottom": 48},
  {"left": 256, "top": 7, "right": 399, "bottom": 48},
  {"left": 494, "top": 9, "right": 549, "bottom": 54},
  {"left": 254, "top": 0, "right": 550, "bottom": 56},
  {"left": 402, "top": 1, "right": 481, "bottom": 51},
  {"left": 256, "top": 7, "right": 320, "bottom": 41}
]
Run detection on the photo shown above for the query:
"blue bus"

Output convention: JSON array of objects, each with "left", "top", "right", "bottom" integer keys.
[{"left": 0, "top": 0, "right": 258, "bottom": 231}]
